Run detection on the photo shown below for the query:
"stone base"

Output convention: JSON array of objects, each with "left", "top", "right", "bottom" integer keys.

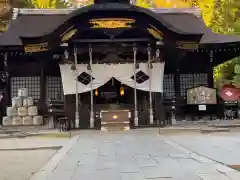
[{"left": 101, "top": 122, "right": 130, "bottom": 131}]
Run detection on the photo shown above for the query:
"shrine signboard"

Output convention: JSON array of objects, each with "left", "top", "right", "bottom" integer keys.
[{"left": 187, "top": 86, "right": 217, "bottom": 105}]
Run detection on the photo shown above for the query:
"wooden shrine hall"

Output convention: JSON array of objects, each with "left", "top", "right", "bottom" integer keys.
[{"left": 0, "top": 0, "right": 240, "bottom": 129}]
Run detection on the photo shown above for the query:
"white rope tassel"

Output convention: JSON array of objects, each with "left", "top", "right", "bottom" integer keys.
[
  {"left": 74, "top": 47, "right": 79, "bottom": 128},
  {"left": 133, "top": 46, "right": 138, "bottom": 126},
  {"left": 89, "top": 46, "right": 94, "bottom": 128},
  {"left": 148, "top": 46, "right": 154, "bottom": 125}
]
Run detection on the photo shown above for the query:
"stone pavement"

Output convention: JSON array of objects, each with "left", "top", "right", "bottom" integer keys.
[
  {"left": 168, "top": 133, "right": 240, "bottom": 166},
  {"left": 0, "top": 137, "right": 69, "bottom": 150},
  {"left": 34, "top": 131, "right": 240, "bottom": 180},
  {"left": 0, "top": 136, "right": 70, "bottom": 180},
  {"left": 0, "top": 149, "right": 57, "bottom": 180}
]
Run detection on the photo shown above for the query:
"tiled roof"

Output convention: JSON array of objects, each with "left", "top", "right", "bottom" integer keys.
[{"left": 1, "top": 7, "right": 240, "bottom": 46}]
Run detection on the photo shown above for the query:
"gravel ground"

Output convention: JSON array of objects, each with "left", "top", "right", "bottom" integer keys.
[{"left": 0, "top": 149, "right": 57, "bottom": 180}]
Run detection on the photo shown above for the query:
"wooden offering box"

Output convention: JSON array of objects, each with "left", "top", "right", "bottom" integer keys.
[{"left": 100, "top": 109, "right": 130, "bottom": 131}]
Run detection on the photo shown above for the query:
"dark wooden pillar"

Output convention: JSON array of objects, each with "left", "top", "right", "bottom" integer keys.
[
  {"left": 154, "top": 92, "right": 164, "bottom": 126},
  {"left": 208, "top": 50, "right": 215, "bottom": 120},
  {"left": 174, "top": 68, "right": 181, "bottom": 102},
  {"left": 39, "top": 59, "right": 46, "bottom": 114},
  {"left": 4, "top": 53, "right": 10, "bottom": 106},
  {"left": 208, "top": 50, "right": 214, "bottom": 88},
  {"left": 173, "top": 50, "right": 187, "bottom": 122},
  {"left": 4, "top": 53, "right": 10, "bottom": 105},
  {"left": 158, "top": 47, "right": 168, "bottom": 126},
  {"left": 0, "top": 53, "right": 10, "bottom": 124}
]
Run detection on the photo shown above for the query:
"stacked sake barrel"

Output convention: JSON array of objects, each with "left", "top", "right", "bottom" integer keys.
[{"left": 2, "top": 88, "right": 43, "bottom": 126}]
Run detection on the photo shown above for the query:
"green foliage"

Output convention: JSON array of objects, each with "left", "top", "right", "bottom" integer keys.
[
  {"left": 232, "top": 74, "right": 240, "bottom": 88},
  {"left": 24, "top": 0, "right": 69, "bottom": 8},
  {"left": 214, "top": 57, "right": 240, "bottom": 89},
  {"left": 0, "top": 19, "right": 8, "bottom": 33}
]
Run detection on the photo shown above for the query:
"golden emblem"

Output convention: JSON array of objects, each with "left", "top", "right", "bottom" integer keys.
[
  {"left": 24, "top": 42, "right": 48, "bottom": 53},
  {"left": 113, "top": 115, "right": 118, "bottom": 119},
  {"left": 176, "top": 41, "right": 199, "bottom": 49},
  {"left": 147, "top": 25, "right": 163, "bottom": 40},
  {"left": 89, "top": 18, "right": 135, "bottom": 29},
  {"left": 61, "top": 28, "right": 77, "bottom": 42}
]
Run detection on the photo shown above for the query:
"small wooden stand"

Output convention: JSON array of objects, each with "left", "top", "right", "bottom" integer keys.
[{"left": 100, "top": 110, "right": 130, "bottom": 131}]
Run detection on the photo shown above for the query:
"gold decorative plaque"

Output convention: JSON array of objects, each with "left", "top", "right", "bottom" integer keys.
[
  {"left": 60, "top": 26, "right": 78, "bottom": 42},
  {"left": 89, "top": 18, "right": 135, "bottom": 28},
  {"left": 176, "top": 41, "right": 199, "bottom": 49},
  {"left": 147, "top": 25, "right": 163, "bottom": 40},
  {"left": 24, "top": 42, "right": 48, "bottom": 53}
]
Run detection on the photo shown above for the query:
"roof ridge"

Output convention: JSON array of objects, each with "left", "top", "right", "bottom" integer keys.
[{"left": 12, "top": 7, "right": 201, "bottom": 18}]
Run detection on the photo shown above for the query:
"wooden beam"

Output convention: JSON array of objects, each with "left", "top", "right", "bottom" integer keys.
[{"left": 71, "top": 38, "right": 154, "bottom": 43}]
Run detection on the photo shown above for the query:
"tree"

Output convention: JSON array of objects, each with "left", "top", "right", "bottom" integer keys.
[
  {"left": 0, "top": 1, "right": 11, "bottom": 34},
  {"left": 155, "top": 0, "right": 191, "bottom": 8},
  {"left": 154, "top": 0, "right": 216, "bottom": 27},
  {"left": 70, "top": 0, "right": 94, "bottom": 7},
  {"left": 214, "top": 57, "right": 240, "bottom": 89},
  {"left": 197, "top": 0, "right": 215, "bottom": 26},
  {"left": 24, "top": 0, "right": 71, "bottom": 8},
  {"left": 136, "top": 0, "right": 153, "bottom": 8}
]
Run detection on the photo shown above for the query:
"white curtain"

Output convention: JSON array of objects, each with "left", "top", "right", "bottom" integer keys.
[
  {"left": 59, "top": 64, "right": 111, "bottom": 95},
  {"left": 59, "top": 62, "right": 165, "bottom": 95}
]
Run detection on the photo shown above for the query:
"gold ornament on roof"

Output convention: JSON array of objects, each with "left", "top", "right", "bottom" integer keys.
[
  {"left": 24, "top": 42, "right": 48, "bottom": 53},
  {"left": 147, "top": 25, "right": 163, "bottom": 40},
  {"left": 61, "top": 29, "right": 77, "bottom": 42},
  {"left": 176, "top": 41, "right": 199, "bottom": 49},
  {"left": 89, "top": 18, "right": 135, "bottom": 29},
  {"left": 60, "top": 26, "right": 78, "bottom": 42}
]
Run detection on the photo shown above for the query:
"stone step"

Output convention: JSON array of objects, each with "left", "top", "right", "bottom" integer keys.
[
  {"left": 101, "top": 122, "right": 130, "bottom": 131},
  {"left": 201, "top": 128, "right": 230, "bottom": 133},
  {"left": 208, "top": 124, "right": 240, "bottom": 128},
  {"left": 101, "top": 126, "right": 130, "bottom": 131}
]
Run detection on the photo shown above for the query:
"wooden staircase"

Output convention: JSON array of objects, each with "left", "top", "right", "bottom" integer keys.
[{"left": 100, "top": 104, "right": 130, "bottom": 131}]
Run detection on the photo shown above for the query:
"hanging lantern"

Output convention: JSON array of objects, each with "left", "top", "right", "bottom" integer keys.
[
  {"left": 95, "top": 88, "right": 99, "bottom": 96},
  {"left": 120, "top": 85, "right": 124, "bottom": 96}
]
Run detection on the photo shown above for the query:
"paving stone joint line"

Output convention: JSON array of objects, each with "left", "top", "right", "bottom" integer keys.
[{"left": 163, "top": 137, "right": 240, "bottom": 180}]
